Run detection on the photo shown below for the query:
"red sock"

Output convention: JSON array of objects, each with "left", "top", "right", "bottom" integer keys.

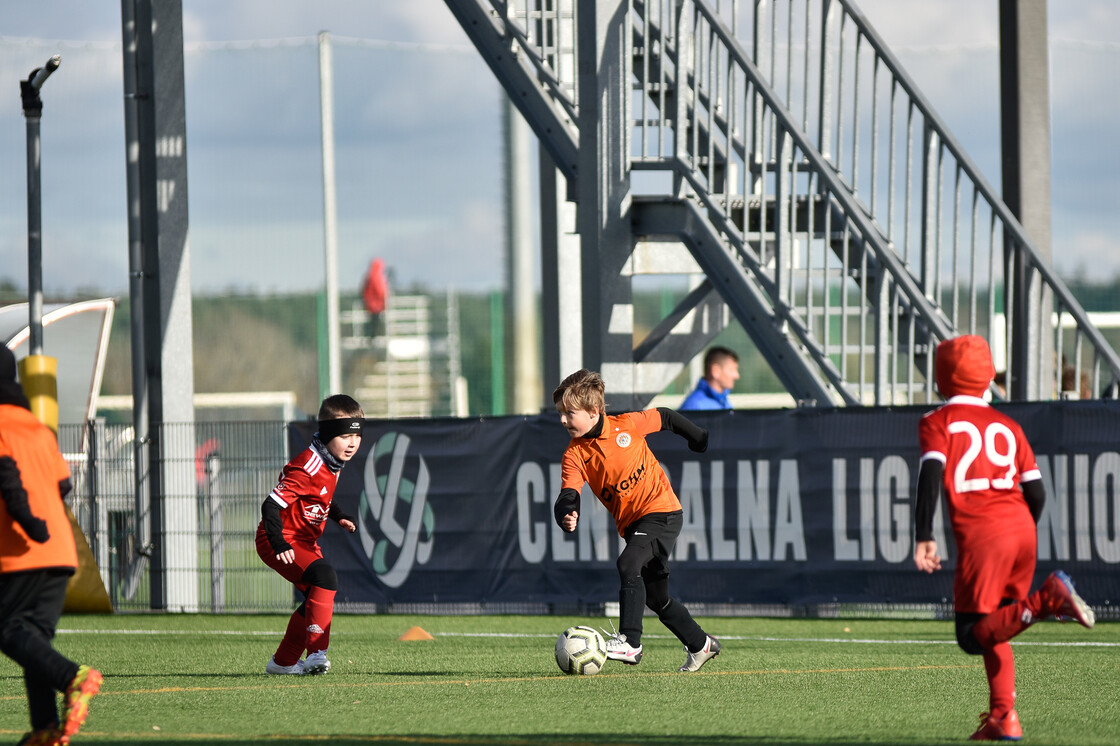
[
  {"left": 982, "top": 642, "right": 1016, "bottom": 719},
  {"left": 274, "top": 608, "right": 307, "bottom": 666},
  {"left": 304, "top": 586, "right": 336, "bottom": 653},
  {"left": 971, "top": 591, "right": 1044, "bottom": 648}
]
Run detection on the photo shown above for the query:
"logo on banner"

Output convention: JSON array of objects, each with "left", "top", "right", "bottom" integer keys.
[{"left": 356, "top": 432, "right": 435, "bottom": 588}]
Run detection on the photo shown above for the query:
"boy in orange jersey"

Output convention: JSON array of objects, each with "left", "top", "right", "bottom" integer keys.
[
  {"left": 553, "top": 369, "right": 720, "bottom": 671},
  {"left": 0, "top": 345, "right": 101, "bottom": 746},
  {"left": 914, "top": 335, "right": 1094, "bottom": 741}
]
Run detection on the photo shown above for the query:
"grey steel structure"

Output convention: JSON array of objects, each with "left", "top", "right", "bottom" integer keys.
[
  {"left": 121, "top": 0, "right": 198, "bottom": 610},
  {"left": 443, "top": 0, "right": 1120, "bottom": 409}
]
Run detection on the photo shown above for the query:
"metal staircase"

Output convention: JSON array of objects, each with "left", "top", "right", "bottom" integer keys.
[
  {"left": 444, "top": 0, "right": 1120, "bottom": 406},
  {"left": 343, "top": 294, "right": 466, "bottom": 418}
]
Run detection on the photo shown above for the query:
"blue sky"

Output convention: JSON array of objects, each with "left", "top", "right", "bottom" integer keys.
[{"left": 1, "top": 1, "right": 1117, "bottom": 296}]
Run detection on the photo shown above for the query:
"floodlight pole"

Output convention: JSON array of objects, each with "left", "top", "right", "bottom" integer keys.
[
  {"left": 318, "top": 31, "right": 341, "bottom": 397},
  {"left": 121, "top": 0, "right": 155, "bottom": 601},
  {"left": 20, "top": 54, "right": 61, "bottom": 356}
]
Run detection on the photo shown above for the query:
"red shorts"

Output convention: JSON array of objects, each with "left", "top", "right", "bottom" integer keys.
[
  {"left": 953, "top": 519, "right": 1036, "bottom": 614},
  {"left": 255, "top": 529, "right": 323, "bottom": 591}
]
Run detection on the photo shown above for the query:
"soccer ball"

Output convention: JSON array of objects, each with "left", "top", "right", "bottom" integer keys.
[{"left": 554, "top": 625, "right": 607, "bottom": 675}]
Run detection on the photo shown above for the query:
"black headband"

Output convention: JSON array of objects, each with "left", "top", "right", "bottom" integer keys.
[{"left": 318, "top": 417, "right": 364, "bottom": 442}]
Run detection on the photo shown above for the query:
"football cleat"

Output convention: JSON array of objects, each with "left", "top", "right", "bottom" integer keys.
[
  {"left": 969, "top": 709, "right": 1022, "bottom": 741},
  {"left": 303, "top": 650, "right": 331, "bottom": 675},
  {"left": 1042, "top": 570, "right": 1095, "bottom": 628},
  {"left": 61, "top": 664, "right": 102, "bottom": 740},
  {"left": 266, "top": 656, "right": 305, "bottom": 675},
  {"left": 16, "top": 729, "right": 64, "bottom": 746},
  {"left": 678, "top": 635, "right": 721, "bottom": 672},
  {"left": 604, "top": 633, "right": 643, "bottom": 665}
]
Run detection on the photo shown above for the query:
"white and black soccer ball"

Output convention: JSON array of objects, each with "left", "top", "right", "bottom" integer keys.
[{"left": 554, "top": 625, "right": 607, "bottom": 675}]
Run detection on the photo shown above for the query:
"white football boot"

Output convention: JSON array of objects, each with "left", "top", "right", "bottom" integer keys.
[
  {"left": 265, "top": 656, "right": 304, "bottom": 675},
  {"left": 303, "top": 650, "right": 331, "bottom": 675},
  {"left": 604, "top": 633, "right": 643, "bottom": 665},
  {"left": 678, "top": 635, "right": 721, "bottom": 672}
]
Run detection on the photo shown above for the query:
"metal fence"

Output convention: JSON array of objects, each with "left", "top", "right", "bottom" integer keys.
[{"left": 60, "top": 420, "right": 295, "bottom": 613}]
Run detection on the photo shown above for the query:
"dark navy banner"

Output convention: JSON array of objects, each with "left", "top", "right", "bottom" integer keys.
[{"left": 293, "top": 400, "right": 1120, "bottom": 609}]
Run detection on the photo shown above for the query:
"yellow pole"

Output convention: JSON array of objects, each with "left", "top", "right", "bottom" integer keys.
[{"left": 17, "top": 353, "right": 59, "bottom": 432}]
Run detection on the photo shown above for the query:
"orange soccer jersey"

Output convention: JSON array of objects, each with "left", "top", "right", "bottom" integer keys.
[
  {"left": 0, "top": 404, "right": 76, "bottom": 573},
  {"left": 560, "top": 409, "right": 681, "bottom": 536}
]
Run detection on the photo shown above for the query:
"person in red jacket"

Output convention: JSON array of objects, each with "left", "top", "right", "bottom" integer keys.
[
  {"left": 553, "top": 369, "right": 720, "bottom": 672},
  {"left": 914, "top": 335, "right": 1095, "bottom": 741},
  {"left": 256, "top": 394, "right": 362, "bottom": 676},
  {"left": 0, "top": 345, "right": 101, "bottom": 746}
]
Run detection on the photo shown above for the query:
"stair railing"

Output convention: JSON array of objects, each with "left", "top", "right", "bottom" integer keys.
[
  {"left": 656, "top": 0, "right": 1120, "bottom": 398},
  {"left": 448, "top": 0, "right": 1120, "bottom": 401}
]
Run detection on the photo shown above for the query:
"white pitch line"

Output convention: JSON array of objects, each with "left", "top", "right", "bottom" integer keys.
[
  {"left": 434, "top": 631, "right": 1120, "bottom": 648},
  {"left": 58, "top": 629, "right": 279, "bottom": 636},
  {"left": 731, "top": 635, "right": 1120, "bottom": 648},
  {"left": 55, "top": 629, "right": 1120, "bottom": 648}
]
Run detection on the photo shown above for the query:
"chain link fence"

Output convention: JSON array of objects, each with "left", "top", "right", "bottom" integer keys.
[{"left": 59, "top": 420, "right": 293, "bottom": 612}]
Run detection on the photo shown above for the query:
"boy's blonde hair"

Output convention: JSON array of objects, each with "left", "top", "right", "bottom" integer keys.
[
  {"left": 552, "top": 369, "right": 605, "bottom": 414},
  {"left": 319, "top": 393, "right": 365, "bottom": 420}
]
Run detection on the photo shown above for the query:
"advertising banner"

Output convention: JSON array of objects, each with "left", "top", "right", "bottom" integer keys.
[{"left": 296, "top": 401, "right": 1120, "bottom": 609}]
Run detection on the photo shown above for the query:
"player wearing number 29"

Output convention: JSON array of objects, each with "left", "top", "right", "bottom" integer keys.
[
  {"left": 553, "top": 369, "right": 721, "bottom": 672},
  {"left": 914, "top": 335, "right": 1094, "bottom": 741}
]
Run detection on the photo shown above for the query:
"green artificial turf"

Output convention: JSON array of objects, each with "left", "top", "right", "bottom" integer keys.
[{"left": 1, "top": 614, "right": 1115, "bottom": 744}]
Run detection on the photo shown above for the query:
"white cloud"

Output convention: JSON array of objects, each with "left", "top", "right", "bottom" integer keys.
[
  {"left": 1050, "top": 1, "right": 1120, "bottom": 42},
  {"left": 1049, "top": 227, "right": 1120, "bottom": 281},
  {"left": 859, "top": 0, "right": 996, "bottom": 48},
  {"left": 179, "top": 0, "right": 467, "bottom": 45},
  {"left": 1, "top": 0, "right": 1119, "bottom": 298}
]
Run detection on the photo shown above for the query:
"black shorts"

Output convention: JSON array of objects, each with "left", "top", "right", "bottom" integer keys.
[
  {"left": 0, "top": 568, "right": 72, "bottom": 637},
  {"left": 621, "top": 510, "right": 683, "bottom": 577}
]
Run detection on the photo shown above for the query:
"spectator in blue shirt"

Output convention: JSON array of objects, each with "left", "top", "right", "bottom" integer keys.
[{"left": 680, "top": 347, "right": 740, "bottom": 410}]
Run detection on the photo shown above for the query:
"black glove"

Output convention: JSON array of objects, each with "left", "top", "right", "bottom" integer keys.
[{"left": 689, "top": 428, "right": 709, "bottom": 453}]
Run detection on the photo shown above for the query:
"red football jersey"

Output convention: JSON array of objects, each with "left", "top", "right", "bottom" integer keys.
[
  {"left": 918, "top": 395, "right": 1041, "bottom": 542},
  {"left": 265, "top": 445, "right": 340, "bottom": 546},
  {"left": 561, "top": 409, "right": 681, "bottom": 536}
]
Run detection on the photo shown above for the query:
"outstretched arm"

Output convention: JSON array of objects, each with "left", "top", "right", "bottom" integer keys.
[
  {"left": 0, "top": 456, "right": 49, "bottom": 543},
  {"left": 657, "top": 407, "right": 708, "bottom": 452}
]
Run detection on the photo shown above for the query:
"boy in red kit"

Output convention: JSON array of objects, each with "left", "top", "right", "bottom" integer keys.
[
  {"left": 914, "top": 335, "right": 1094, "bottom": 741},
  {"left": 256, "top": 394, "right": 363, "bottom": 675},
  {"left": 553, "top": 369, "right": 720, "bottom": 672}
]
